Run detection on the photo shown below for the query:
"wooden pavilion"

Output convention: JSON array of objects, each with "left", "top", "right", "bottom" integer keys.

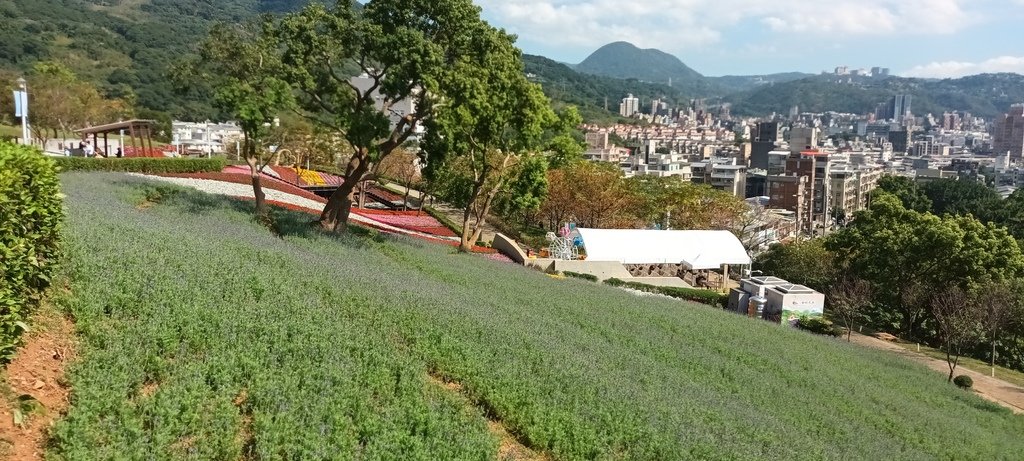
[{"left": 74, "top": 119, "right": 158, "bottom": 157}]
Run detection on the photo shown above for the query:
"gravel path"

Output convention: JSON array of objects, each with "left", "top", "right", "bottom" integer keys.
[{"left": 130, "top": 174, "right": 460, "bottom": 242}]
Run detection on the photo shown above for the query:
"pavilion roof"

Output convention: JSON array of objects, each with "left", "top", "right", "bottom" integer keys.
[{"left": 75, "top": 120, "right": 157, "bottom": 135}]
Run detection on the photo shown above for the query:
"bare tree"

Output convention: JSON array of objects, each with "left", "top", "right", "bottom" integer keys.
[
  {"left": 980, "top": 281, "right": 1020, "bottom": 377},
  {"left": 931, "top": 286, "right": 984, "bottom": 382},
  {"left": 827, "top": 276, "right": 873, "bottom": 342}
]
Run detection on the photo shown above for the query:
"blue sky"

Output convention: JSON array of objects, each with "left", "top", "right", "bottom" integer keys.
[{"left": 474, "top": 0, "right": 1024, "bottom": 77}]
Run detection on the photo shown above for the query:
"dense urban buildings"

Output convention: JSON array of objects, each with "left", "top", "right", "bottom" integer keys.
[
  {"left": 580, "top": 89, "right": 1024, "bottom": 239},
  {"left": 993, "top": 104, "right": 1024, "bottom": 160}
]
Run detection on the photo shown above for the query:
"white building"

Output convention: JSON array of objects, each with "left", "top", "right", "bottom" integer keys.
[
  {"left": 171, "top": 121, "right": 244, "bottom": 153},
  {"left": 349, "top": 74, "right": 424, "bottom": 136},
  {"left": 619, "top": 94, "right": 640, "bottom": 117}
]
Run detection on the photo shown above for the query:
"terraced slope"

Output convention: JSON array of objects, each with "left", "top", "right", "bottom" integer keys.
[{"left": 53, "top": 173, "right": 1024, "bottom": 459}]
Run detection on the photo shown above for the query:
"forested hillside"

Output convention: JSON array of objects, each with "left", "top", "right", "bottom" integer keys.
[
  {"left": 725, "top": 73, "right": 1024, "bottom": 118},
  {"left": 524, "top": 54, "right": 692, "bottom": 123},
  {"left": 0, "top": 0, "right": 311, "bottom": 120}
]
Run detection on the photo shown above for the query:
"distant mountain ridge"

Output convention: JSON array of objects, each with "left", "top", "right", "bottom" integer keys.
[{"left": 530, "top": 41, "right": 1024, "bottom": 120}]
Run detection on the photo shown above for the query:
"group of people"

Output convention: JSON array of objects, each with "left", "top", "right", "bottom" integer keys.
[{"left": 60, "top": 140, "right": 122, "bottom": 158}]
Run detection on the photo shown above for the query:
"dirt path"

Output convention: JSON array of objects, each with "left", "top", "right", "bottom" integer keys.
[
  {"left": 0, "top": 304, "right": 76, "bottom": 460},
  {"left": 424, "top": 374, "right": 549, "bottom": 461},
  {"left": 848, "top": 332, "right": 1024, "bottom": 414}
]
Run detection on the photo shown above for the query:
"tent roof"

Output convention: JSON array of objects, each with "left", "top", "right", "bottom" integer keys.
[
  {"left": 576, "top": 228, "right": 751, "bottom": 269},
  {"left": 75, "top": 119, "right": 157, "bottom": 135}
]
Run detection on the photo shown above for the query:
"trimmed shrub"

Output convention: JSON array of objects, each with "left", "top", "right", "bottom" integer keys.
[
  {"left": 604, "top": 278, "right": 729, "bottom": 308},
  {"left": 795, "top": 317, "right": 841, "bottom": 337},
  {"left": 563, "top": 271, "right": 599, "bottom": 282},
  {"left": 0, "top": 143, "right": 63, "bottom": 361},
  {"left": 953, "top": 375, "right": 973, "bottom": 389},
  {"left": 54, "top": 156, "right": 226, "bottom": 174}
]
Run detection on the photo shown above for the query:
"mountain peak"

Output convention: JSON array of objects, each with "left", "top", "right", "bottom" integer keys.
[{"left": 575, "top": 42, "right": 704, "bottom": 84}]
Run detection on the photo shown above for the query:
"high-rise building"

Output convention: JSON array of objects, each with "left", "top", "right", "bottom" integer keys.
[
  {"left": 888, "top": 94, "right": 912, "bottom": 122},
  {"left": 941, "top": 112, "right": 962, "bottom": 131},
  {"left": 750, "top": 122, "right": 781, "bottom": 169},
  {"left": 619, "top": 94, "right": 640, "bottom": 117},
  {"left": 888, "top": 129, "right": 912, "bottom": 154},
  {"left": 785, "top": 151, "right": 832, "bottom": 235},
  {"left": 993, "top": 104, "right": 1024, "bottom": 160}
]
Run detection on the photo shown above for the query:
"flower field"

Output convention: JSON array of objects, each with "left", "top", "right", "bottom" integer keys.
[{"left": 52, "top": 173, "right": 1024, "bottom": 459}]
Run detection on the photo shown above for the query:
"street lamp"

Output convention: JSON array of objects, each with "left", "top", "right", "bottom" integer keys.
[{"left": 15, "top": 77, "right": 28, "bottom": 146}]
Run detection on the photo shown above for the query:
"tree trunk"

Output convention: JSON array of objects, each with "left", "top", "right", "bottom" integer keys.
[
  {"left": 319, "top": 152, "right": 368, "bottom": 232},
  {"left": 319, "top": 181, "right": 356, "bottom": 233},
  {"left": 945, "top": 345, "right": 957, "bottom": 382},
  {"left": 459, "top": 205, "right": 475, "bottom": 253},
  {"left": 402, "top": 178, "right": 413, "bottom": 211},
  {"left": 243, "top": 154, "right": 266, "bottom": 219},
  {"left": 992, "top": 340, "right": 997, "bottom": 377}
]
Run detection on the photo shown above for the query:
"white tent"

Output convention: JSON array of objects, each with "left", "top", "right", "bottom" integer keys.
[{"left": 576, "top": 228, "right": 751, "bottom": 269}]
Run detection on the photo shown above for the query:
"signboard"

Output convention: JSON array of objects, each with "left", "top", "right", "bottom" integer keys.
[{"left": 12, "top": 90, "right": 28, "bottom": 117}]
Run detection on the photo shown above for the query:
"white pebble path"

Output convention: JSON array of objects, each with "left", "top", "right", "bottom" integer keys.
[{"left": 129, "top": 174, "right": 461, "bottom": 242}]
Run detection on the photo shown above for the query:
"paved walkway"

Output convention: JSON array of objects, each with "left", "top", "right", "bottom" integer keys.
[{"left": 849, "top": 332, "right": 1024, "bottom": 414}]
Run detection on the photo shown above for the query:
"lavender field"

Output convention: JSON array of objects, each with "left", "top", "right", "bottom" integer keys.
[{"left": 53, "top": 173, "right": 1024, "bottom": 460}]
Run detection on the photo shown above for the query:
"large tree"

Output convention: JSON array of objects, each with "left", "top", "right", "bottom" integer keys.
[
  {"left": 920, "top": 178, "right": 1001, "bottom": 221},
  {"left": 874, "top": 175, "right": 931, "bottom": 213},
  {"left": 753, "top": 239, "right": 836, "bottom": 292},
  {"left": 826, "top": 192, "right": 1024, "bottom": 339},
  {"left": 195, "top": 21, "right": 293, "bottom": 218},
  {"left": 27, "top": 62, "right": 131, "bottom": 148},
  {"left": 625, "top": 176, "right": 744, "bottom": 231},
  {"left": 420, "top": 21, "right": 556, "bottom": 251},
  {"left": 539, "top": 161, "right": 640, "bottom": 230},
  {"left": 273, "top": 0, "right": 498, "bottom": 232}
]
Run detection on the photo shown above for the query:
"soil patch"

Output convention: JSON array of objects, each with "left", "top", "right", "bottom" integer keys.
[
  {"left": 424, "top": 373, "right": 549, "bottom": 461},
  {"left": 0, "top": 306, "right": 76, "bottom": 460}
]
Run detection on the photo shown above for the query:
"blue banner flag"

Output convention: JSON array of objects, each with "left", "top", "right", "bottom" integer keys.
[{"left": 13, "top": 90, "right": 27, "bottom": 118}]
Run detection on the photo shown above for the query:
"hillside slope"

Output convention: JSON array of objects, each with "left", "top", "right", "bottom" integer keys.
[
  {"left": 52, "top": 173, "right": 1024, "bottom": 459},
  {"left": 0, "top": 0, "right": 312, "bottom": 119},
  {"left": 524, "top": 54, "right": 688, "bottom": 122}
]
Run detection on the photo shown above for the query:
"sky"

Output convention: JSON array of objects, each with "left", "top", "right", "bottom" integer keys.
[{"left": 473, "top": 0, "right": 1024, "bottom": 78}]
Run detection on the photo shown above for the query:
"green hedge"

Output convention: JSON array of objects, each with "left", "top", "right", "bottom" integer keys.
[
  {"left": 54, "top": 156, "right": 226, "bottom": 174},
  {"left": 562, "top": 271, "right": 599, "bottom": 282},
  {"left": 604, "top": 278, "right": 728, "bottom": 308},
  {"left": 795, "top": 317, "right": 841, "bottom": 337},
  {"left": 0, "top": 143, "right": 63, "bottom": 362},
  {"left": 423, "top": 206, "right": 463, "bottom": 236}
]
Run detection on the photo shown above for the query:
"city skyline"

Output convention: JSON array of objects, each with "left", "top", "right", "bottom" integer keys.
[{"left": 474, "top": 0, "right": 1024, "bottom": 78}]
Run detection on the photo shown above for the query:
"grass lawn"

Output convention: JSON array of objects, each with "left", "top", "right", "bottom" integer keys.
[{"left": 51, "top": 173, "right": 1024, "bottom": 460}]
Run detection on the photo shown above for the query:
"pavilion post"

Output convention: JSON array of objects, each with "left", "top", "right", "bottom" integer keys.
[
  {"left": 104, "top": 132, "right": 109, "bottom": 157},
  {"left": 129, "top": 123, "right": 138, "bottom": 156},
  {"left": 145, "top": 124, "right": 154, "bottom": 155}
]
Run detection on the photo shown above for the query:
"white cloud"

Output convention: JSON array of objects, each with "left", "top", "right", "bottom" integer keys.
[
  {"left": 477, "top": 0, "right": 982, "bottom": 58},
  {"left": 902, "top": 56, "right": 1024, "bottom": 78}
]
